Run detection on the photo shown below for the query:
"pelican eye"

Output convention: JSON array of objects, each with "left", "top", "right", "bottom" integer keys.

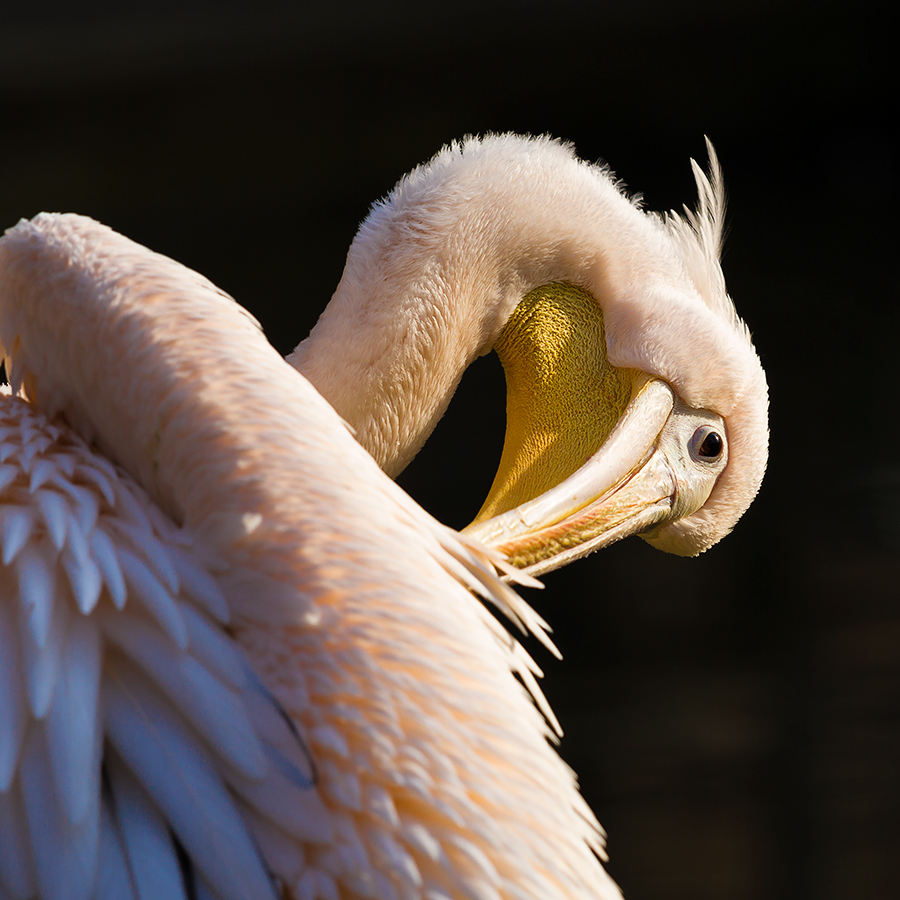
[{"left": 690, "top": 425, "right": 724, "bottom": 462}]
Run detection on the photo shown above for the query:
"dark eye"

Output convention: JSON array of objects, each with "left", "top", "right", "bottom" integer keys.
[{"left": 690, "top": 426, "right": 724, "bottom": 462}]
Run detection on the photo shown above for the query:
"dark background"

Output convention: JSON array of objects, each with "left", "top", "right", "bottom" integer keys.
[{"left": 1, "top": 2, "right": 896, "bottom": 898}]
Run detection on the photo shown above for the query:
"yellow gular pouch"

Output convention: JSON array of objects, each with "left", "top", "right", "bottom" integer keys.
[{"left": 473, "top": 283, "right": 633, "bottom": 524}]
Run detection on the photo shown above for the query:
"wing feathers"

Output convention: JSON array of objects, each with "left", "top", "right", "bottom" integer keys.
[
  {"left": 179, "top": 604, "right": 247, "bottom": 690},
  {"left": 0, "top": 601, "right": 27, "bottom": 792},
  {"left": 0, "top": 394, "right": 310, "bottom": 900},
  {"left": 18, "top": 724, "right": 99, "bottom": 900},
  {"left": 101, "top": 614, "right": 268, "bottom": 780},
  {"left": 95, "top": 795, "right": 138, "bottom": 900},
  {"left": 87, "top": 528, "right": 127, "bottom": 608},
  {"left": 14, "top": 544, "right": 56, "bottom": 647},
  {"left": 117, "top": 549, "right": 188, "bottom": 649},
  {"left": 0, "top": 507, "right": 34, "bottom": 565},
  {"left": 0, "top": 195, "right": 626, "bottom": 900},
  {"left": 45, "top": 614, "right": 102, "bottom": 825},
  {"left": 102, "top": 661, "right": 276, "bottom": 900},
  {"left": 0, "top": 771, "right": 37, "bottom": 899},
  {"left": 18, "top": 580, "right": 68, "bottom": 719},
  {"left": 105, "top": 754, "right": 189, "bottom": 900},
  {"left": 168, "top": 546, "right": 230, "bottom": 623},
  {"left": 35, "top": 489, "right": 67, "bottom": 550}
]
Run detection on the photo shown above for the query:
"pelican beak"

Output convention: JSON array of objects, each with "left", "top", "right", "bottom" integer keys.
[
  {"left": 462, "top": 375, "right": 679, "bottom": 577},
  {"left": 461, "top": 282, "right": 730, "bottom": 575}
]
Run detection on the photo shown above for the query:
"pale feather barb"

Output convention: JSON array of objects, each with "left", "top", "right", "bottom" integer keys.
[{"left": 663, "top": 138, "right": 741, "bottom": 333}]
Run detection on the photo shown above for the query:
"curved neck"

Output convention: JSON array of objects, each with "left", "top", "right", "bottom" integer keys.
[{"left": 289, "top": 136, "right": 685, "bottom": 477}]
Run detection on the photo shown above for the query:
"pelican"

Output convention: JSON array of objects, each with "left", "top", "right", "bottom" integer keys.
[{"left": 0, "top": 134, "right": 767, "bottom": 900}]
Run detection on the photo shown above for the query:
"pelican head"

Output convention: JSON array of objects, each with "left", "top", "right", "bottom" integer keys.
[{"left": 292, "top": 134, "right": 768, "bottom": 576}]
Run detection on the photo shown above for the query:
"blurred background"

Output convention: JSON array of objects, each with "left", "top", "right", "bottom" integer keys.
[{"left": 1, "top": 2, "right": 896, "bottom": 898}]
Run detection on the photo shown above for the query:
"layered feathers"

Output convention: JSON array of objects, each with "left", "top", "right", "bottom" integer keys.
[
  {"left": 0, "top": 390, "right": 306, "bottom": 900},
  {"left": 0, "top": 211, "right": 620, "bottom": 899}
]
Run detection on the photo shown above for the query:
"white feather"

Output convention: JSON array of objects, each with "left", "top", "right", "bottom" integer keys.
[
  {"left": 18, "top": 724, "right": 99, "bottom": 900},
  {"left": 102, "top": 661, "right": 277, "bottom": 900},
  {"left": 180, "top": 655, "right": 270, "bottom": 777},
  {"left": 228, "top": 758, "right": 333, "bottom": 844},
  {"left": 105, "top": 754, "right": 189, "bottom": 900},
  {"left": 88, "top": 527, "right": 127, "bottom": 608},
  {"left": 0, "top": 463, "right": 19, "bottom": 493},
  {"left": 1, "top": 507, "right": 35, "bottom": 565},
  {"left": 52, "top": 481, "right": 99, "bottom": 535},
  {"left": 45, "top": 614, "right": 102, "bottom": 825},
  {"left": 309, "top": 724, "right": 349, "bottom": 760},
  {"left": 61, "top": 545, "right": 103, "bottom": 615},
  {"left": 35, "top": 489, "right": 68, "bottom": 550},
  {"left": 180, "top": 603, "right": 247, "bottom": 691},
  {"left": 400, "top": 821, "right": 443, "bottom": 865},
  {"left": 14, "top": 543, "right": 57, "bottom": 649},
  {"left": 74, "top": 461, "right": 116, "bottom": 508},
  {"left": 27, "top": 458, "right": 57, "bottom": 492},
  {"left": 101, "top": 613, "right": 268, "bottom": 779},
  {"left": 0, "top": 601, "right": 27, "bottom": 791},
  {"left": 320, "top": 758, "right": 362, "bottom": 811},
  {"left": 112, "top": 497, "right": 180, "bottom": 593},
  {"left": 18, "top": 580, "right": 68, "bottom": 719},
  {"left": 168, "top": 545, "right": 230, "bottom": 623},
  {"left": 369, "top": 830, "right": 422, "bottom": 891},
  {"left": 117, "top": 549, "right": 188, "bottom": 649},
  {"left": 0, "top": 779, "right": 38, "bottom": 899},
  {"left": 241, "top": 677, "right": 316, "bottom": 788},
  {"left": 95, "top": 796, "right": 138, "bottom": 900},
  {"left": 366, "top": 784, "right": 400, "bottom": 829}
]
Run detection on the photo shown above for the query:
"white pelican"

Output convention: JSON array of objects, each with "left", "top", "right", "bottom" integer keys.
[{"left": 0, "top": 134, "right": 767, "bottom": 900}]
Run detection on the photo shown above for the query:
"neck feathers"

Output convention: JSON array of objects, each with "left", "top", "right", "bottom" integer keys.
[{"left": 291, "top": 134, "right": 743, "bottom": 478}]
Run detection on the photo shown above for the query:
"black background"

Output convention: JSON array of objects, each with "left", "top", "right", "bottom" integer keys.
[{"left": 1, "top": 2, "right": 896, "bottom": 898}]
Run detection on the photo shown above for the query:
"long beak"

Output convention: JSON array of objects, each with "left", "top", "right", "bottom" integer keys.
[{"left": 462, "top": 376, "right": 677, "bottom": 577}]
